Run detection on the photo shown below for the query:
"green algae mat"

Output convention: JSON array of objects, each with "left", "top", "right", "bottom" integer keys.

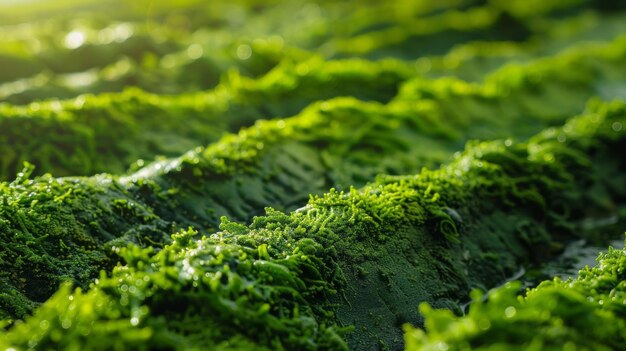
[{"left": 2, "top": 1, "right": 626, "bottom": 350}]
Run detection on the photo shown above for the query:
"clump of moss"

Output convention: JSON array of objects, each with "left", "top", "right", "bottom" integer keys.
[
  {"left": 0, "top": 227, "right": 351, "bottom": 350},
  {"left": 404, "top": 240, "right": 626, "bottom": 351},
  {"left": 1, "top": 1, "right": 626, "bottom": 350}
]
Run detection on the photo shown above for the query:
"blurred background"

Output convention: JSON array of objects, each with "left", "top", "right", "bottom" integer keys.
[{"left": 1, "top": 0, "right": 625, "bottom": 103}]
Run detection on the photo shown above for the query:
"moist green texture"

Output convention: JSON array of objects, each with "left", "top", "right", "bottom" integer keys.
[
  {"left": 1, "top": 100, "right": 625, "bottom": 349},
  {"left": 2, "top": 1, "right": 626, "bottom": 350},
  {"left": 405, "top": 243, "right": 626, "bottom": 351},
  {"left": 3, "top": 1, "right": 626, "bottom": 181},
  {"left": 0, "top": 58, "right": 409, "bottom": 180},
  {"left": 3, "top": 51, "right": 626, "bottom": 321},
  {"left": 3, "top": 35, "right": 626, "bottom": 181}
]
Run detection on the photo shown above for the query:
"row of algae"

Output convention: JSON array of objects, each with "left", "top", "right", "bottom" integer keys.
[
  {"left": 3, "top": 0, "right": 626, "bottom": 104},
  {"left": 1, "top": 99, "right": 625, "bottom": 349},
  {"left": 0, "top": 57, "right": 410, "bottom": 180},
  {"left": 0, "top": 0, "right": 491, "bottom": 87},
  {"left": 0, "top": 38, "right": 298, "bottom": 104},
  {"left": 3, "top": 34, "right": 626, "bottom": 182},
  {"left": 403, "top": 104, "right": 626, "bottom": 351},
  {"left": 0, "top": 0, "right": 567, "bottom": 84}
]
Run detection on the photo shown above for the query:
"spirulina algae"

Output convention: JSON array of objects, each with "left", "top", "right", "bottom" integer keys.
[{"left": 1, "top": 1, "right": 626, "bottom": 350}]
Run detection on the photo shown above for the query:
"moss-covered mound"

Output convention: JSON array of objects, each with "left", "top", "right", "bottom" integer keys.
[
  {"left": 405, "top": 243, "right": 626, "bottom": 350},
  {"left": 1, "top": 99, "right": 625, "bottom": 349}
]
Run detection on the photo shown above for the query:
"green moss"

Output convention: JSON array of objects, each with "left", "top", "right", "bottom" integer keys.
[
  {"left": 4, "top": 0, "right": 622, "bottom": 105},
  {"left": 1, "top": 29, "right": 626, "bottom": 319},
  {"left": 404, "top": 242, "right": 626, "bottom": 351},
  {"left": 0, "top": 57, "right": 410, "bottom": 180},
  {"left": 4, "top": 29, "right": 626, "bottom": 182},
  {"left": 1, "top": 1, "right": 626, "bottom": 349},
  {"left": 0, "top": 38, "right": 603, "bottom": 181},
  {"left": 1, "top": 100, "right": 624, "bottom": 349}
]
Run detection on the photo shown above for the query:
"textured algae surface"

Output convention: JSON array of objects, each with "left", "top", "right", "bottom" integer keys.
[
  {"left": 1, "top": 101, "right": 625, "bottom": 349},
  {"left": 1, "top": 0, "right": 626, "bottom": 350}
]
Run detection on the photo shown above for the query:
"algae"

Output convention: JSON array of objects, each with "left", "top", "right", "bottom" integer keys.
[
  {"left": 1, "top": 1, "right": 626, "bottom": 350},
  {"left": 1, "top": 25, "right": 626, "bottom": 328},
  {"left": 404, "top": 241, "right": 626, "bottom": 351},
  {"left": 2, "top": 61, "right": 623, "bottom": 318},
  {"left": 0, "top": 58, "right": 409, "bottom": 180},
  {"left": 3, "top": 34, "right": 626, "bottom": 181},
  {"left": 0, "top": 99, "right": 625, "bottom": 349},
  {"left": 3, "top": 0, "right": 626, "bottom": 104}
]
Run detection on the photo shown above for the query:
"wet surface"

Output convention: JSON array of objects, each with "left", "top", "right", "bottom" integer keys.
[{"left": 536, "top": 237, "right": 625, "bottom": 281}]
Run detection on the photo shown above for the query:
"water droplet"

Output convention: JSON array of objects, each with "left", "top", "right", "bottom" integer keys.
[
  {"left": 434, "top": 341, "right": 449, "bottom": 351},
  {"left": 187, "top": 44, "right": 203, "bottom": 59},
  {"left": 61, "top": 319, "right": 72, "bottom": 329},
  {"left": 415, "top": 57, "right": 432, "bottom": 73},
  {"left": 504, "top": 306, "right": 517, "bottom": 318},
  {"left": 113, "top": 23, "right": 134, "bottom": 42},
  {"left": 612, "top": 122, "right": 623, "bottom": 132},
  {"left": 39, "top": 320, "right": 50, "bottom": 330},
  {"left": 236, "top": 44, "right": 252, "bottom": 60},
  {"left": 478, "top": 318, "right": 491, "bottom": 330}
]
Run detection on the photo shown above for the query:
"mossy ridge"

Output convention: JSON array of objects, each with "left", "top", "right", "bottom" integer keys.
[
  {"left": 0, "top": 88, "right": 232, "bottom": 180},
  {"left": 133, "top": 42, "right": 626, "bottom": 231},
  {"left": 1, "top": 100, "right": 625, "bottom": 349},
  {"left": 394, "top": 35, "right": 626, "bottom": 137},
  {"left": 419, "top": 9, "right": 626, "bottom": 82},
  {"left": 332, "top": 99, "right": 626, "bottom": 349},
  {"left": 401, "top": 100, "right": 626, "bottom": 351},
  {"left": 0, "top": 56, "right": 411, "bottom": 181},
  {"left": 310, "top": 0, "right": 610, "bottom": 60},
  {"left": 0, "top": 28, "right": 310, "bottom": 104},
  {"left": 4, "top": 32, "right": 626, "bottom": 182},
  {"left": 0, "top": 20, "right": 181, "bottom": 85},
  {"left": 6, "top": 9, "right": 626, "bottom": 106},
  {"left": 0, "top": 165, "right": 172, "bottom": 321},
  {"left": 0, "top": 96, "right": 449, "bottom": 321},
  {"left": 404, "top": 242, "right": 626, "bottom": 351}
]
